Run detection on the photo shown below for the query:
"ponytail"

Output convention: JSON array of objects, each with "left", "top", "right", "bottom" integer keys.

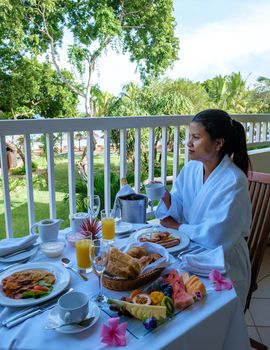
[{"left": 231, "top": 120, "right": 251, "bottom": 176}]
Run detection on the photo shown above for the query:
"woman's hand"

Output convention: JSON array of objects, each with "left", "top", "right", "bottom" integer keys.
[
  {"left": 162, "top": 189, "right": 171, "bottom": 209},
  {"left": 160, "top": 216, "right": 181, "bottom": 230}
]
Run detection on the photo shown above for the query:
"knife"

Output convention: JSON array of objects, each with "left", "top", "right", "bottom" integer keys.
[
  {"left": 5, "top": 303, "right": 56, "bottom": 328},
  {"left": 2, "top": 287, "right": 74, "bottom": 327},
  {"left": 1, "top": 244, "right": 39, "bottom": 259}
]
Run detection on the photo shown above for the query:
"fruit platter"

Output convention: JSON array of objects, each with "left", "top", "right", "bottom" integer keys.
[{"left": 102, "top": 269, "right": 206, "bottom": 338}]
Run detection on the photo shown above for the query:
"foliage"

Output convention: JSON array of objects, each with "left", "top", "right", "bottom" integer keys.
[
  {"left": 0, "top": 0, "right": 179, "bottom": 116},
  {"left": 202, "top": 72, "right": 253, "bottom": 113},
  {"left": 10, "top": 161, "right": 38, "bottom": 176},
  {"left": 65, "top": 172, "right": 135, "bottom": 214},
  {"left": 0, "top": 53, "right": 79, "bottom": 119},
  {"left": 249, "top": 76, "right": 270, "bottom": 113}
]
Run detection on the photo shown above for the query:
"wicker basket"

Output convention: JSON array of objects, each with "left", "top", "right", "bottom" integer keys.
[{"left": 102, "top": 268, "right": 164, "bottom": 291}]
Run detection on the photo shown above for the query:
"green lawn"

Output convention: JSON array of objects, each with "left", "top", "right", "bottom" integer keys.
[{"left": 0, "top": 151, "right": 183, "bottom": 239}]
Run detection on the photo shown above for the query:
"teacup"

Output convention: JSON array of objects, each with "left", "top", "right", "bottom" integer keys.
[
  {"left": 30, "top": 218, "right": 63, "bottom": 242},
  {"left": 145, "top": 182, "right": 165, "bottom": 201},
  {"left": 58, "top": 291, "right": 89, "bottom": 324}
]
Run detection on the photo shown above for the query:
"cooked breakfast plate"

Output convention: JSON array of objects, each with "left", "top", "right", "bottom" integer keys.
[
  {"left": 129, "top": 227, "right": 190, "bottom": 254},
  {"left": 0, "top": 262, "right": 70, "bottom": 307}
]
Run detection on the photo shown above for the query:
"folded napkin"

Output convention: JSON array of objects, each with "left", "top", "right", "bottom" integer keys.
[
  {"left": 0, "top": 235, "right": 38, "bottom": 257},
  {"left": 122, "top": 241, "right": 175, "bottom": 274},
  {"left": 180, "top": 245, "right": 226, "bottom": 275},
  {"left": 112, "top": 184, "right": 135, "bottom": 217}
]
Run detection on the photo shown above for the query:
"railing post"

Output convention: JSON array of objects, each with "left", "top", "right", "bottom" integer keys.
[{"left": 0, "top": 136, "right": 13, "bottom": 237}]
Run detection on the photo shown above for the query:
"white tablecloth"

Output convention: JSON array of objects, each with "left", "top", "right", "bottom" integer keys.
[{"left": 0, "top": 229, "right": 250, "bottom": 350}]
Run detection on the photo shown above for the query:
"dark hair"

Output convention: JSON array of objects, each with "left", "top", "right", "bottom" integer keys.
[{"left": 192, "top": 109, "right": 251, "bottom": 175}]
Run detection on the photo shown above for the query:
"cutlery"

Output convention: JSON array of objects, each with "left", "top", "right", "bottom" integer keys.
[
  {"left": 0, "top": 257, "right": 31, "bottom": 274},
  {"left": 61, "top": 257, "right": 88, "bottom": 281},
  {"left": 5, "top": 303, "right": 56, "bottom": 328},
  {"left": 1, "top": 244, "right": 39, "bottom": 259},
  {"left": 45, "top": 316, "right": 95, "bottom": 330},
  {"left": 177, "top": 246, "right": 206, "bottom": 261},
  {"left": 2, "top": 287, "right": 74, "bottom": 327}
]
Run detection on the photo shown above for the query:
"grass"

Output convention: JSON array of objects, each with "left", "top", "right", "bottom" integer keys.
[{"left": 0, "top": 151, "right": 183, "bottom": 239}]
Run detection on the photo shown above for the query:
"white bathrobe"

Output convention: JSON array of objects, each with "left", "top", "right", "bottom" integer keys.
[{"left": 156, "top": 155, "right": 252, "bottom": 307}]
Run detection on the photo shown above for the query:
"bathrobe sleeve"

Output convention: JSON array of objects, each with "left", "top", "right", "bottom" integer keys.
[
  {"left": 179, "top": 178, "right": 252, "bottom": 253},
  {"left": 155, "top": 169, "right": 185, "bottom": 221}
]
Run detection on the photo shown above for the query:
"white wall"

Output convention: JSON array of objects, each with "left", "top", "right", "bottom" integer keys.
[{"left": 248, "top": 147, "right": 270, "bottom": 174}]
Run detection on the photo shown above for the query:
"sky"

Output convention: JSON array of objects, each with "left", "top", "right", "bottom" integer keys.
[
  {"left": 57, "top": 0, "right": 270, "bottom": 102},
  {"left": 86, "top": 0, "right": 270, "bottom": 95}
]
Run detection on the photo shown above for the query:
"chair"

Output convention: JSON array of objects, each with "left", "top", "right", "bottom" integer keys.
[{"left": 245, "top": 171, "right": 270, "bottom": 350}]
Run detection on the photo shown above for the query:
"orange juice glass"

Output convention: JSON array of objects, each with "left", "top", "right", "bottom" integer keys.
[
  {"left": 101, "top": 209, "right": 115, "bottom": 242},
  {"left": 75, "top": 238, "right": 92, "bottom": 272}
]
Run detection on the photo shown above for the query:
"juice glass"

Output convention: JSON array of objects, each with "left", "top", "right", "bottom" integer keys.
[
  {"left": 75, "top": 237, "right": 92, "bottom": 273},
  {"left": 101, "top": 209, "right": 115, "bottom": 243}
]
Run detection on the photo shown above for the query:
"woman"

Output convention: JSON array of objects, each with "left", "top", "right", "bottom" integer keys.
[{"left": 156, "top": 109, "right": 252, "bottom": 307}]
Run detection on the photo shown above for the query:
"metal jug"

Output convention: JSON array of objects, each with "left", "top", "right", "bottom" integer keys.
[{"left": 118, "top": 194, "right": 148, "bottom": 223}]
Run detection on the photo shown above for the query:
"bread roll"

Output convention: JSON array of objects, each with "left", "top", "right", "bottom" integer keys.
[
  {"left": 106, "top": 247, "right": 141, "bottom": 279},
  {"left": 127, "top": 247, "right": 148, "bottom": 259}
]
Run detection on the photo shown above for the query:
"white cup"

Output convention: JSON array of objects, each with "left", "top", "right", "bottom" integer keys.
[
  {"left": 58, "top": 291, "right": 89, "bottom": 324},
  {"left": 30, "top": 219, "right": 63, "bottom": 242},
  {"left": 145, "top": 182, "right": 165, "bottom": 201}
]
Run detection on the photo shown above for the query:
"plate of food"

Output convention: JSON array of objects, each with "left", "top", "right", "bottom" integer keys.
[
  {"left": 0, "top": 262, "right": 70, "bottom": 307},
  {"left": 129, "top": 227, "right": 190, "bottom": 254}
]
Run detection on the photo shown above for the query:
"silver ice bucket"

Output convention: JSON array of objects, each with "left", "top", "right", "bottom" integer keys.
[{"left": 118, "top": 194, "right": 148, "bottom": 223}]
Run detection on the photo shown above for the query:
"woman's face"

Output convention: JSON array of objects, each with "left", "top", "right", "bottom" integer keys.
[{"left": 187, "top": 122, "right": 221, "bottom": 163}]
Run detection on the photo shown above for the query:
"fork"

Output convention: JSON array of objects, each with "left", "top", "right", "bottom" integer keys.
[
  {"left": 0, "top": 257, "right": 32, "bottom": 273},
  {"left": 177, "top": 247, "right": 206, "bottom": 261}
]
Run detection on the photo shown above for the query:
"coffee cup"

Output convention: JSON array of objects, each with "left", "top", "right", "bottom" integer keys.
[
  {"left": 30, "top": 218, "right": 63, "bottom": 242},
  {"left": 145, "top": 182, "right": 165, "bottom": 201},
  {"left": 58, "top": 291, "right": 89, "bottom": 324}
]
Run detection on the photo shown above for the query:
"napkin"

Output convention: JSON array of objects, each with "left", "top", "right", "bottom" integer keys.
[
  {"left": 112, "top": 184, "right": 135, "bottom": 218},
  {"left": 122, "top": 241, "right": 176, "bottom": 274},
  {"left": 180, "top": 245, "right": 226, "bottom": 275},
  {"left": 0, "top": 235, "right": 38, "bottom": 257}
]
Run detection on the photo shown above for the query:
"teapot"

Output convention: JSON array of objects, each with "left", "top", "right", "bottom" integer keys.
[{"left": 30, "top": 218, "right": 63, "bottom": 242}]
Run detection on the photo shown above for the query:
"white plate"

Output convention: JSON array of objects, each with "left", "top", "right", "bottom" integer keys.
[
  {"left": 0, "top": 245, "right": 39, "bottom": 264},
  {"left": 0, "top": 262, "right": 70, "bottom": 307},
  {"left": 115, "top": 222, "right": 133, "bottom": 235},
  {"left": 47, "top": 301, "right": 100, "bottom": 334},
  {"left": 129, "top": 227, "right": 190, "bottom": 254}
]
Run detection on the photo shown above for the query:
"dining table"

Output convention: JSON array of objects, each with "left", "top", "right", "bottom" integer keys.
[{"left": 0, "top": 224, "right": 251, "bottom": 350}]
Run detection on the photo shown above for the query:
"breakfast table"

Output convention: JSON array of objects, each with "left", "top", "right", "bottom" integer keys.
[{"left": 0, "top": 225, "right": 251, "bottom": 350}]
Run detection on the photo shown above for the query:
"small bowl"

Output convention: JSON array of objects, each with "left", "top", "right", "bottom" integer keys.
[
  {"left": 41, "top": 240, "right": 66, "bottom": 258},
  {"left": 65, "top": 231, "right": 85, "bottom": 247}
]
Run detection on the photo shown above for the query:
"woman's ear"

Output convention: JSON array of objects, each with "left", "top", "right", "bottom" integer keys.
[{"left": 215, "top": 138, "right": 224, "bottom": 151}]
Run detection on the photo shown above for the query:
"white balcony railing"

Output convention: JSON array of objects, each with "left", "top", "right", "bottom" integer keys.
[{"left": 1, "top": 114, "right": 270, "bottom": 238}]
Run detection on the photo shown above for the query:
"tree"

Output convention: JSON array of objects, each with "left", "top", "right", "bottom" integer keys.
[
  {"left": 202, "top": 72, "right": 251, "bottom": 113},
  {"left": 249, "top": 76, "right": 270, "bottom": 113},
  {"left": 0, "top": 52, "right": 79, "bottom": 119},
  {"left": 0, "top": 0, "right": 179, "bottom": 116}
]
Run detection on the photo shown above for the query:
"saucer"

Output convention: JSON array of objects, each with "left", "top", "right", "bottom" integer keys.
[
  {"left": 115, "top": 222, "right": 133, "bottom": 235},
  {"left": 47, "top": 301, "right": 100, "bottom": 334}
]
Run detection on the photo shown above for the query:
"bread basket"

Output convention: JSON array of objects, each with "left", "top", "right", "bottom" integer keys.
[{"left": 102, "top": 267, "right": 164, "bottom": 291}]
